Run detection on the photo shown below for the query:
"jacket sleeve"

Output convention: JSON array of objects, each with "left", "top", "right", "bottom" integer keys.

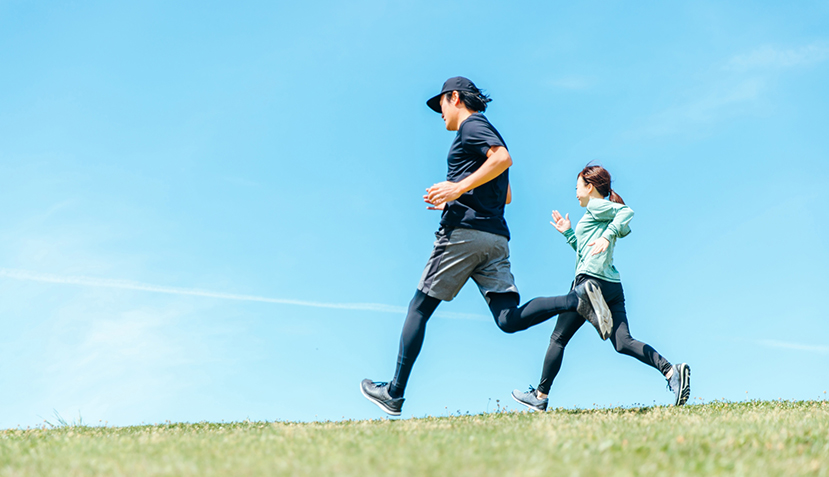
[
  {"left": 588, "top": 200, "right": 634, "bottom": 241},
  {"left": 562, "top": 228, "right": 578, "bottom": 251}
]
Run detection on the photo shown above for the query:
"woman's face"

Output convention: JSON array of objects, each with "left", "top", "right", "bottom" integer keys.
[{"left": 576, "top": 175, "right": 592, "bottom": 207}]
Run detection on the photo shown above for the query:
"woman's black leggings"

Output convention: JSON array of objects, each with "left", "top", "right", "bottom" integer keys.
[
  {"left": 388, "top": 289, "right": 578, "bottom": 398},
  {"left": 536, "top": 275, "right": 673, "bottom": 395}
]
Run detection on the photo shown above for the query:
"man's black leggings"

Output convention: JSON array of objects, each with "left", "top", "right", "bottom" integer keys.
[
  {"left": 388, "top": 289, "right": 578, "bottom": 398},
  {"left": 536, "top": 275, "right": 673, "bottom": 395}
]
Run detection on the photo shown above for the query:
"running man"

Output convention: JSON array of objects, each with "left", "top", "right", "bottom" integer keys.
[
  {"left": 511, "top": 164, "right": 691, "bottom": 411},
  {"left": 360, "top": 77, "right": 612, "bottom": 416}
]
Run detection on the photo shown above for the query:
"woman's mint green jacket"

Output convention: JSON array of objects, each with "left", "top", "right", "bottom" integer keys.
[{"left": 562, "top": 198, "right": 633, "bottom": 283}]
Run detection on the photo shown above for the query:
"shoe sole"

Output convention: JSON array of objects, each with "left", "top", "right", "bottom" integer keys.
[
  {"left": 511, "top": 392, "right": 547, "bottom": 412},
  {"left": 675, "top": 364, "right": 691, "bottom": 406},
  {"left": 360, "top": 383, "right": 402, "bottom": 416},
  {"left": 576, "top": 283, "right": 604, "bottom": 339},
  {"left": 585, "top": 282, "right": 613, "bottom": 340}
]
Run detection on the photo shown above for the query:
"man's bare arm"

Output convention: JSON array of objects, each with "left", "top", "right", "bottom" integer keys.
[{"left": 423, "top": 146, "right": 512, "bottom": 207}]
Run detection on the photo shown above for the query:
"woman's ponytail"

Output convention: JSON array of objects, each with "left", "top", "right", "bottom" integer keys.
[
  {"left": 579, "top": 164, "right": 626, "bottom": 205},
  {"left": 608, "top": 188, "right": 625, "bottom": 205}
]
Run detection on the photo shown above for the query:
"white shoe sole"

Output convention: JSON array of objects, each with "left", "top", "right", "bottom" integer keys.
[
  {"left": 511, "top": 392, "right": 546, "bottom": 412},
  {"left": 675, "top": 364, "right": 691, "bottom": 406},
  {"left": 586, "top": 282, "right": 613, "bottom": 340},
  {"left": 360, "top": 382, "right": 402, "bottom": 416}
]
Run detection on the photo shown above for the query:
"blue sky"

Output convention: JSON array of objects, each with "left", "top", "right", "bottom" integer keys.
[{"left": 1, "top": 1, "right": 827, "bottom": 428}]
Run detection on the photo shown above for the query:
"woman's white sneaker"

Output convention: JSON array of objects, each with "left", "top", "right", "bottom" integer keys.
[
  {"left": 575, "top": 279, "right": 613, "bottom": 340},
  {"left": 666, "top": 363, "right": 691, "bottom": 406}
]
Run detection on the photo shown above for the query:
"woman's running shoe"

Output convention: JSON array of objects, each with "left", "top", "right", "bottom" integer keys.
[
  {"left": 574, "top": 279, "right": 613, "bottom": 340},
  {"left": 511, "top": 386, "right": 548, "bottom": 411},
  {"left": 666, "top": 363, "right": 691, "bottom": 406}
]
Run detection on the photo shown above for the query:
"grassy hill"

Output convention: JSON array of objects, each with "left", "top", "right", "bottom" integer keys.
[{"left": 1, "top": 400, "right": 827, "bottom": 476}]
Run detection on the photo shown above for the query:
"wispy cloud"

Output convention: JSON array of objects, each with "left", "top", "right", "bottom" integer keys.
[
  {"left": 756, "top": 339, "right": 829, "bottom": 355},
  {"left": 548, "top": 76, "right": 593, "bottom": 91},
  {"left": 0, "top": 268, "right": 486, "bottom": 321},
  {"left": 726, "top": 42, "right": 829, "bottom": 71},
  {"left": 627, "top": 78, "right": 764, "bottom": 137},
  {"left": 626, "top": 41, "right": 828, "bottom": 138}
]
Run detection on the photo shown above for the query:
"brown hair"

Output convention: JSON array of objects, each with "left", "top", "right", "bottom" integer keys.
[{"left": 578, "top": 164, "right": 625, "bottom": 205}]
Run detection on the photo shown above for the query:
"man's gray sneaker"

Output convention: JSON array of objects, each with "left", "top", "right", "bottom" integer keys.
[
  {"left": 574, "top": 279, "right": 613, "bottom": 340},
  {"left": 666, "top": 363, "right": 691, "bottom": 406},
  {"left": 511, "top": 386, "right": 548, "bottom": 412},
  {"left": 360, "top": 379, "right": 404, "bottom": 416}
]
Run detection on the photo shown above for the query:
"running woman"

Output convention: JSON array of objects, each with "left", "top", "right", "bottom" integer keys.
[
  {"left": 360, "top": 77, "right": 612, "bottom": 416},
  {"left": 511, "top": 165, "right": 691, "bottom": 411}
]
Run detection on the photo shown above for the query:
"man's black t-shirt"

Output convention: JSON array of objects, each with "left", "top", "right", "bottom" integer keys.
[{"left": 440, "top": 112, "right": 510, "bottom": 239}]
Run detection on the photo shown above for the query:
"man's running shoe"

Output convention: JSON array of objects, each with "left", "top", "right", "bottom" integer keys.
[
  {"left": 360, "top": 379, "right": 404, "bottom": 416},
  {"left": 511, "top": 386, "right": 548, "bottom": 412},
  {"left": 574, "top": 279, "right": 613, "bottom": 340},
  {"left": 666, "top": 363, "right": 691, "bottom": 406}
]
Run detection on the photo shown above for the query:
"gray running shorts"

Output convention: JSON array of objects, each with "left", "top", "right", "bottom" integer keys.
[{"left": 417, "top": 227, "right": 519, "bottom": 302}]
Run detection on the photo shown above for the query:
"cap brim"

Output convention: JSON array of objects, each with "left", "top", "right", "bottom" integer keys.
[{"left": 426, "top": 94, "right": 442, "bottom": 113}]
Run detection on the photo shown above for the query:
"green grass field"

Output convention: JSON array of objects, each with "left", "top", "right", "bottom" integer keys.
[{"left": 2, "top": 400, "right": 827, "bottom": 476}]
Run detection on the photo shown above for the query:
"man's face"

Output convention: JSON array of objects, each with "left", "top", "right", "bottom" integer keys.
[{"left": 440, "top": 92, "right": 460, "bottom": 131}]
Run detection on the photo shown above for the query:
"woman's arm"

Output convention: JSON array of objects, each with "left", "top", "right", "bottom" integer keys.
[
  {"left": 551, "top": 210, "right": 578, "bottom": 251},
  {"left": 588, "top": 200, "right": 634, "bottom": 241},
  {"left": 601, "top": 206, "right": 633, "bottom": 242},
  {"left": 585, "top": 200, "right": 634, "bottom": 255}
]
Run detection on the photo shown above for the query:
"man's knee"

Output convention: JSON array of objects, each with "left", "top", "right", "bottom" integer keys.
[
  {"left": 487, "top": 292, "right": 520, "bottom": 333},
  {"left": 496, "top": 317, "right": 519, "bottom": 334},
  {"left": 409, "top": 289, "right": 440, "bottom": 312}
]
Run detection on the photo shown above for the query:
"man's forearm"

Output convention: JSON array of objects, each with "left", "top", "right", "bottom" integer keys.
[
  {"left": 424, "top": 147, "right": 512, "bottom": 206},
  {"left": 456, "top": 149, "right": 512, "bottom": 194}
]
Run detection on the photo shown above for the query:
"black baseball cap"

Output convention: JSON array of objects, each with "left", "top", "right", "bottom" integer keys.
[{"left": 426, "top": 76, "right": 479, "bottom": 113}]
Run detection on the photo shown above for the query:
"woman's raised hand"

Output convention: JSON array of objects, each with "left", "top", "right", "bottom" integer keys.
[{"left": 550, "top": 210, "right": 571, "bottom": 233}]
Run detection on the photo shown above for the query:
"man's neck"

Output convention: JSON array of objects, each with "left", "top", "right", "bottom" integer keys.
[{"left": 456, "top": 108, "right": 476, "bottom": 128}]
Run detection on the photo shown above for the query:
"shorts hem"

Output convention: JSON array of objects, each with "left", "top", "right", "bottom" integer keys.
[{"left": 417, "top": 285, "right": 452, "bottom": 302}]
